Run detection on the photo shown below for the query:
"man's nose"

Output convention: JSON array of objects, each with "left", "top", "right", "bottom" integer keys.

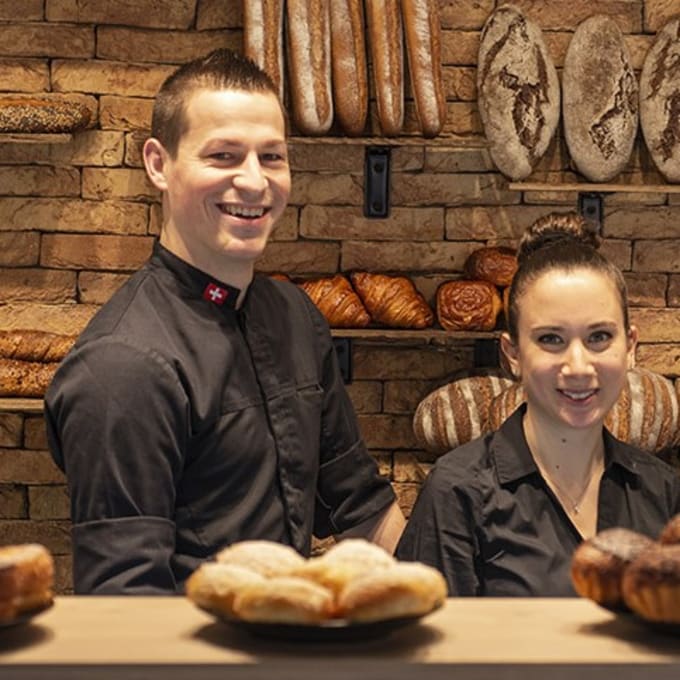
[{"left": 233, "top": 153, "right": 266, "bottom": 192}]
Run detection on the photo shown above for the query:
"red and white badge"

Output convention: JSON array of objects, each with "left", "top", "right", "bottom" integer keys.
[{"left": 202, "top": 282, "right": 229, "bottom": 306}]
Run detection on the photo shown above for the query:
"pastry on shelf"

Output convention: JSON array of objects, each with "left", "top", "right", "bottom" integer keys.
[
  {"left": 436, "top": 279, "right": 502, "bottom": 331},
  {"left": 350, "top": 272, "right": 434, "bottom": 329},
  {"left": 298, "top": 274, "right": 371, "bottom": 328},
  {"left": 464, "top": 246, "right": 517, "bottom": 288}
]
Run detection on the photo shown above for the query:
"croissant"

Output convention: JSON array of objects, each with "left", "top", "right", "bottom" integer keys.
[
  {"left": 350, "top": 272, "right": 434, "bottom": 329},
  {"left": 0, "top": 330, "right": 76, "bottom": 363},
  {"left": 436, "top": 280, "right": 502, "bottom": 331},
  {"left": 299, "top": 275, "right": 371, "bottom": 328}
]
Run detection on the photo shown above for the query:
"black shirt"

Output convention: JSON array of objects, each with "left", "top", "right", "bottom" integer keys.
[
  {"left": 45, "top": 242, "right": 395, "bottom": 594},
  {"left": 396, "top": 405, "right": 680, "bottom": 596}
]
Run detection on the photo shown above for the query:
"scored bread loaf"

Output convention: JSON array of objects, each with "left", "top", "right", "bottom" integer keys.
[
  {"left": 286, "top": 0, "right": 333, "bottom": 135},
  {"left": 329, "top": 0, "right": 369, "bottom": 136},
  {"left": 413, "top": 371, "right": 514, "bottom": 454},
  {"left": 350, "top": 272, "right": 434, "bottom": 329},
  {"left": 477, "top": 5, "right": 560, "bottom": 180},
  {"left": 0, "top": 97, "right": 91, "bottom": 133},
  {"left": 0, "top": 330, "right": 76, "bottom": 362},
  {"left": 464, "top": 246, "right": 518, "bottom": 288},
  {"left": 401, "top": 0, "right": 447, "bottom": 138},
  {"left": 298, "top": 275, "right": 371, "bottom": 328},
  {"left": 562, "top": 15, "right": 638, "bottom": 182},
  {"left": 365, "top": 0, "right": 404, "bottom": 136},
  {"left": 0, "top": 358, "right": 60, "bottom": 398},
  {"left": 243, "top": 0, "right": 285, "bottom": 102},
  {"left": 640, "top": 17, "right": 680, "bottom": 183},
  {"left": 436, "top": 279, "right": 503, "bottom": 331}
]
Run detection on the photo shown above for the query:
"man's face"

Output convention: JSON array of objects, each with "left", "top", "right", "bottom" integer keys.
[{"left": 148, "top": 88, "right": 291, "bottom": 276}]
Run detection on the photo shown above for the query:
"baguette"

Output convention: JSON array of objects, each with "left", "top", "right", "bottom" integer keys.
[
  {"left": 243, "top": 0, "right": 285, "bottom": 102},
  {"left": 329, "top": 0, "right": 369, "bottom": 136},
  {"left": 365, "top": 0, "right": 404, "bottom": 136},
  {"left": 0, "top": 358, "right": 60, "bottom": 397},
  {"left": 0, "top": 330, "right": 76, "bottom": 363},
  {"left": 401, "top": 0, "right": 447, "bottom": 138},
  {"left": 286, "top": 0, "right": 334, "bottom": 135}
]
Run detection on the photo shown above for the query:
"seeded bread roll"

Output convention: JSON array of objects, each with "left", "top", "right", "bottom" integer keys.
[
  {"left": 286, "top": 0, "right": 333, "bottom": 135},
  {"left": 640, "top": 17, "right": 680, "bottom": 183},
  {"left": 562, "top": 15, "right": 638, "bottom": 182},
  {"left": 243, "top": 0, "right": 285, "bottom": 102},
  {"left": 365, "top": 0, "right": 404, "bottom": 136},
  {"left": 477, "top": 5, "right": 560, "bottom": 180},
  {"left": 0, "top": 98, "right": 91, "bottom": 133},
  {"left": 0, "top": 358, "right": 60, "bottom": 398},
  {"left": 436, "top": 279, "right": 503, "bottom": 332},
  {"left": 329, "top": 0, "right": 368, "bottom": 136},
  {"left": 0, "top": 544, "right": 54, "bottom": 622},
  {"left": 0, "top": 330, "right": 76, "bottom": 362},
  {"left": 571, "top": 528, "right": 655, "bottom": 609}
]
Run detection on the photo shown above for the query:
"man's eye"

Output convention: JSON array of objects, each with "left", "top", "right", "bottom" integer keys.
[
  {"left": 210, "top": 153, "right": 233, "bottom": 161},
  {"left": 261, "top": 152, "right": 287, "bottom": 163}
]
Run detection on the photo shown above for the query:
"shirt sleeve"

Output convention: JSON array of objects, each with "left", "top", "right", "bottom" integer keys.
[
  {"left": 301, "top": 296, "right": 396, "bottom": 537},
  {"left": 395, "top": 458, "right": 482, "bottom": 596},
  {"left": 45, "top": 339, "right": 188, "bottom": 594}
]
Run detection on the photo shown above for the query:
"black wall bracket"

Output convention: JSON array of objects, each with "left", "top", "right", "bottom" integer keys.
[
  {"left": 364, "top": 146, "right": 391, "bottom": 218},
  {"left": 332, "top": 337, "right": 353, "bottom": 384},
  {"left": 578, "top": 192, "right": 604, "bottom": 235},
  {"left": 473, "top": 338, "right": 500, "bottom": 369}
]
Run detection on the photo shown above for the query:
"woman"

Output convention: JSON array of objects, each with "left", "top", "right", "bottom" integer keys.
[{"left": 396, "top": 212, "right": 680, "bottom": 596}]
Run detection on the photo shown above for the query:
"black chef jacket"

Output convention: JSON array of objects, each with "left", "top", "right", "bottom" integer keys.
[
  {"left": 396, "top": 404, "right": 680, "bottom": 597},
  {"left": 45, "top": 241, "right": 395, "bottom": 594}
]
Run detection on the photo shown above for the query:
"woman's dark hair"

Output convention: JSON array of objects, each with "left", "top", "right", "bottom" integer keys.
[
  {"left": 150, "top": 48, "right": 282, "bottom": 158},
  {"left": 506, "top": 211, "right": 629, "bottom": 340}
]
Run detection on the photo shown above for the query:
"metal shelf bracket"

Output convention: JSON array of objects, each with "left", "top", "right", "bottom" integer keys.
[
  {"left": 364, "top": 146, "right": 391, "bottom": 218},
  {"left": 578, "top": 192, "right": 604, "bottom": 235},
  {"left": 332, "top": 337, "right": 353, "bottom": 384}
]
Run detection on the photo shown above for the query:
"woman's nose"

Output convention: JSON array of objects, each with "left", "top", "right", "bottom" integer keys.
[{"left": 561, "top": 341, "right": 595, "bottom": 375}]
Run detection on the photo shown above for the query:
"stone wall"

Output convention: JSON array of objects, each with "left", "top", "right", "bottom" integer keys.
[{"left": 1, "top": 0, "right": 680, "bottom": 593}]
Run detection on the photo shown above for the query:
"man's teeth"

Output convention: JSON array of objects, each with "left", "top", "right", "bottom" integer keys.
[
  {"left": 562, "top": 390, "right": 595, "bottom": 400},
  {"left": 222, "top": 205, "right": 265, "bottom": 217}
]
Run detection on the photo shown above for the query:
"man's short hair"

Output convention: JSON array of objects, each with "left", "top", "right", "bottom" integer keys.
[{"left": 151, "top": 49, "right": 281, "bottom": 158}]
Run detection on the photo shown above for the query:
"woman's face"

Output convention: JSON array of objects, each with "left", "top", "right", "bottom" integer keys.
[{"left": 501, "top": 267, "right": 637, "bottom": 433}]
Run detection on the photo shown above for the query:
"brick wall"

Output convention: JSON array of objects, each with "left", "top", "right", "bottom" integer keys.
[{"left": 1, "top": 0, "right": 680, "bottom": 592}]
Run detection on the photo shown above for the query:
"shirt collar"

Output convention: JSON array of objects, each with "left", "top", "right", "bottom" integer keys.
[
  {"left": 492, "top": 403, "right": 643, "bottom": 485},
  {"left": 150, "top": 240, "right": 241, "bottom": 311}
]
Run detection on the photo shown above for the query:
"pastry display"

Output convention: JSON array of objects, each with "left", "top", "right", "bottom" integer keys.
[
  {"left": 436, "top": 279, "right": 502, "bottom": 331},
  {"left": 570, "top": 528, "right": 655, "bottom": 609},
  {"left": 622, "top": 544, "right": 680, "bottom": 623},
  {"left": 350, "top": 272, "right": 434, "bottom": 329},
  {"left": 464, "top": 246, "right": 518, "bottom": 288},
  {"left": 187, "top": 538, "right": 444, "bottom": 628},
  {"left": 298, "top": 275, "right": 371, "bottom": 328},
  {"left": 0, "top": 543, "right": 54, "bottom": 623}
]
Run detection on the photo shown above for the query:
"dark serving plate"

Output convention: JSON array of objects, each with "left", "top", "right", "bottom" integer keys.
[
  {"left": 0, "top": 600, "right": 53, "bottom": 629},
  {"left": 200, "top": 604, "right": 440, "bottom": 643}
]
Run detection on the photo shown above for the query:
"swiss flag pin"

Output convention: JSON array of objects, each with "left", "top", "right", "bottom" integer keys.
[{"left": 203, "top": 282, "right": 229, "bottom": 306}]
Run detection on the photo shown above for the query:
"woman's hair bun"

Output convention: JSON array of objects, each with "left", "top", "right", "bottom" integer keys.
[{"left": 518, "top": 212, "right": 600, "bottom": 265}]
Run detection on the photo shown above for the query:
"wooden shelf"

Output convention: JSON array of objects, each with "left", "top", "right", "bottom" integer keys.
[
  {"left": 508, "top": 181, "right": 680, "bottom": 194},
  {"left": 0, "top": 133, "right": 73, "bottom": 144},
  {"left": 289, "top": 134, "right": 487, "bottom": 148},
  {"left": 331, "top": 328, "right": 501, "bottom": 344},
  {"left": 0, "top": 397, "right": 44, "bottom": 412}
]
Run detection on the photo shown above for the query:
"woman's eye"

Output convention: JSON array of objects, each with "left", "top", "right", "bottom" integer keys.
[
  {"left": 537, "top": 333, "right": 562, "bottom": 346},
  {"left": 589, "top": 330, "right": 613, "bottom": 345}
]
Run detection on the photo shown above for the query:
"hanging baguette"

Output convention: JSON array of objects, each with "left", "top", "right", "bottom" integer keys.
[
  {"left": 0, "top": 330, "right": 76, "bottom": 363},
  {"left": 401, "top": 0, "right": 447, "bottom": 138},
  {"left": 365, "top": 0, "right": 404, "bottom": 136},
  {"left": 329, "top": 0, "right": 369, "bottom": 136},
  {"left": 286, "top": 0, "right": 334, "bottom": 135},
  {"left": 243, "top": 0, "right": 285, "bottom": 102}
]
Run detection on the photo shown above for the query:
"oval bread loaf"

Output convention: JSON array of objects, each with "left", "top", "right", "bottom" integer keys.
[
  {"left": 562, "top": 15, "right": 638, "bottom": 182},
  {"left": 640, "top": 17, "right": 680, "bottom": 182},
  {"left": 477, "top": 5, "right": 560, "bottom": 180},
  {"left": 0, "top": 98, "right": 91, "bottom": 134}
]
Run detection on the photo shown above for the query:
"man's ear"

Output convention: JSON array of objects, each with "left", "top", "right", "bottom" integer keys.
[
  {"left": 500, "top": 331, "right": 520, "bottom": 379},
  {"left": 143, "top": 137, "right": 170, "bottom": 191}
]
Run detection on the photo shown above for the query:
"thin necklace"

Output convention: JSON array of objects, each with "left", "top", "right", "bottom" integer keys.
[{"left": 537, "top": 455, "right": 602, "bottom": 515}]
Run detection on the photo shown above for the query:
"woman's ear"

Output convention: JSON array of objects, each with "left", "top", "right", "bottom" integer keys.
[
  {"left": 143, "top": 137, "right": 170, "bottom": 191},
  {"left": 500, "top": 331, "right": 520, "bottom": 379},
  {"left": 627, "top": 324, "right": 639, "bottom": 370}
]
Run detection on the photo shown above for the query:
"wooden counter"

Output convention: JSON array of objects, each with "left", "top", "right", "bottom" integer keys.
[{"left": 1, "top": 596, "right": 680, "bottom": 679}]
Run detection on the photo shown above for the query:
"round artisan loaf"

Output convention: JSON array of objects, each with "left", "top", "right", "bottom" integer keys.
[
  {"left": 477, "top": 4, "right": 560, "bottom": 180},
  {"left": 640, "top": 17, "right": 680, "bottom": 182},
  {"left": 412, "top": 371, "right": 514, "bottom": 455},
  {"left": 487, "top": 367, "right": 680, "bottom": 454},
  {"left": 562, "top": 15, "right": 638, "bottom": 182},
  {"left": 0, "top": 97, "right": 91, "bottom": 133},
  {"left": 0, "top": 543, "right": 54, "bottom": 622}
]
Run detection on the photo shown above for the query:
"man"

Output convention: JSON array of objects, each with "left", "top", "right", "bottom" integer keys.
[{"left": 45, "top": 49, "right": 404, "bottom": 594}]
